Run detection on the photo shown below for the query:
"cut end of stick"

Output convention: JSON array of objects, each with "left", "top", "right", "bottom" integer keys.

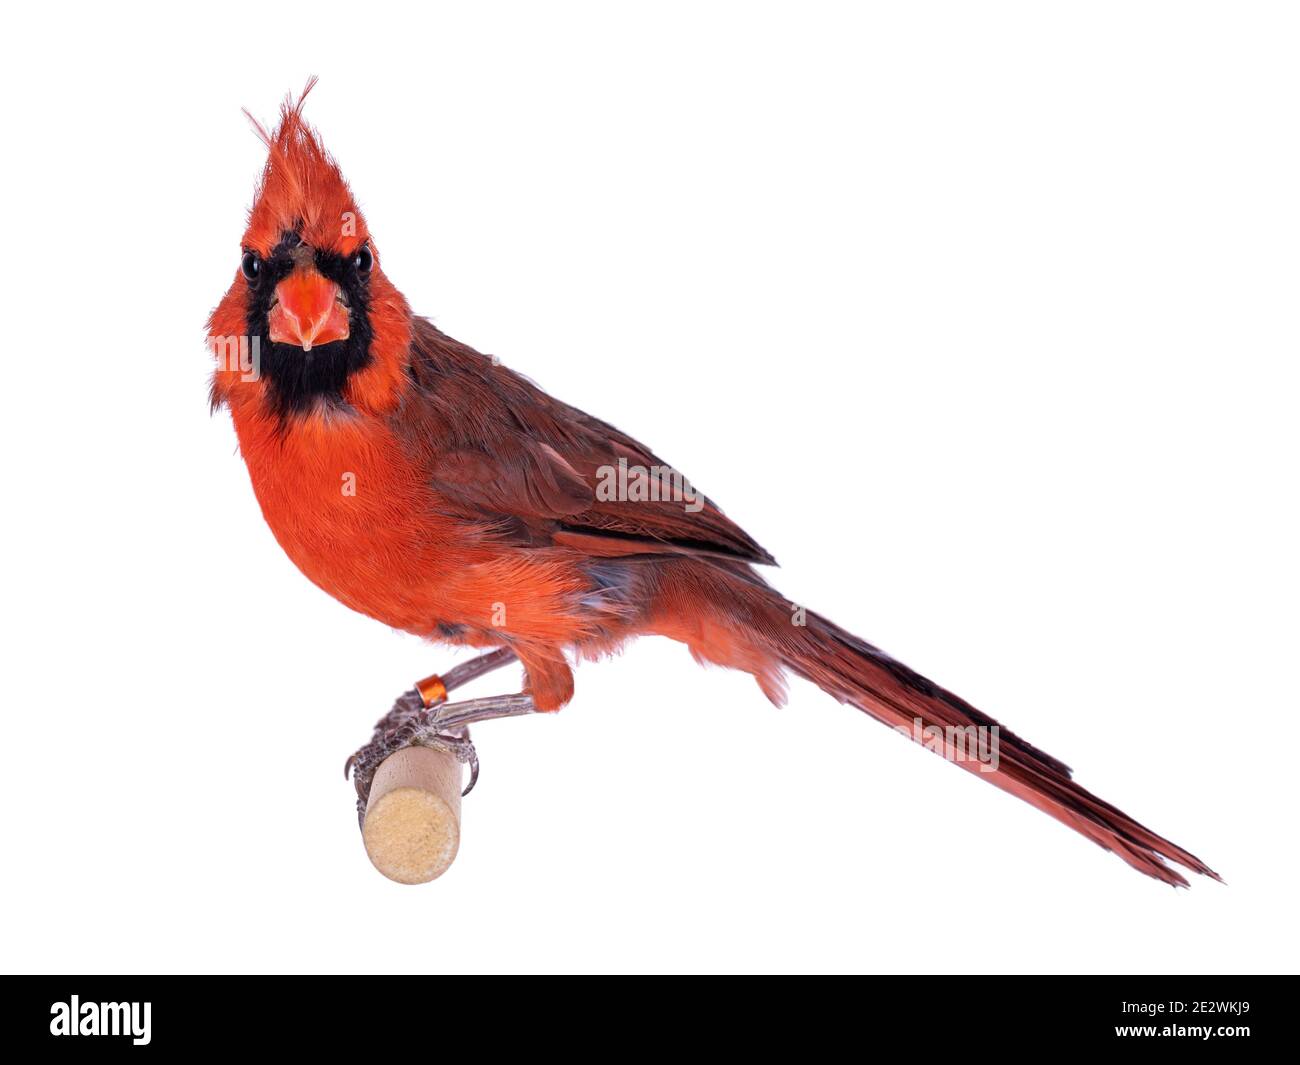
[{"left": 362, "top": 746, "right": 462, "bottom": 884}]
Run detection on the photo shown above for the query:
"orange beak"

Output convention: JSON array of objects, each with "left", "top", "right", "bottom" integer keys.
[{"left": 268, "top": 270, "right": 350, "bottom": 351}]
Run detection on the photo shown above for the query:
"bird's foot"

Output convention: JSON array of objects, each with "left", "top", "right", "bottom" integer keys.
[
  {"left": 345, "top": 680, "right": 536, "bottom": 827},
  {"left": 345, "top": 648, "right": 519, "bottom": 814}
]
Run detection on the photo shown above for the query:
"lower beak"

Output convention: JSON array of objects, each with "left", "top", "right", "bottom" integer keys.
[{"left": 268, "top": 270, "right": 350, "bottom": 351}]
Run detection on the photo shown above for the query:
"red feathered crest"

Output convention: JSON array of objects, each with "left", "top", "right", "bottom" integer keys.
[{"left": 241, "top": 77, "right": 369, "bottom": 257}]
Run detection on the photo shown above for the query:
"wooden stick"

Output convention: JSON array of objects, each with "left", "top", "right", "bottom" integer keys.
[
  {"left": 362, "top": 745, "right": 462, "bottom": 884},
  {"left": 352, "top": 652, "right": 527, "bottom": 882}
]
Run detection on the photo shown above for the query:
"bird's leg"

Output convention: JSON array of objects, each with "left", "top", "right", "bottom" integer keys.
[
  {"left": 344, "top": 649, "right": 531, "bottom": 823},
  {"left": 346, "top": 647, "right": 516, "bottom": 744}
]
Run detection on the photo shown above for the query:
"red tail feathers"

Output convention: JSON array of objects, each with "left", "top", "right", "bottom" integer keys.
[{"left": 656, "top": 562, "right": 1219, "bottom": 886}]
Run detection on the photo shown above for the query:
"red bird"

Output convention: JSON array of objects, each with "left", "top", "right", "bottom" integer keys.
[{"left": 209, "top": 82, "right": 1217, "bottom": 886}]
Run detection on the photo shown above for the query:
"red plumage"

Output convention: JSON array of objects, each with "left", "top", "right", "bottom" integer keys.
[{"left": 209, "top": 82, "right": 1217, "bottom": 886}]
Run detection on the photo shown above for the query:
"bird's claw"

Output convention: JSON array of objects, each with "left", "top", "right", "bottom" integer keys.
[
  {"left": 345, "top": 688, "right": 483, "bottom": 824},
  {"left": 432, "top": 730, "right": 480, "bottom": 796}
]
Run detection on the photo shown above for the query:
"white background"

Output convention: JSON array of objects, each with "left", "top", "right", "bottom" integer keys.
[{"left": 2, "top": 2, "right": 1296, "bottom": 974}]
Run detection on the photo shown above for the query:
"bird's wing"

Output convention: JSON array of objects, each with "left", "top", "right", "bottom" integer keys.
[{"left": 396, "top": 318, "right": 775, "bottom": 565}]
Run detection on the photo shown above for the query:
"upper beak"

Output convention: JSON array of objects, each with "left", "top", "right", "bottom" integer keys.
[{"left": 268, "top": 270, "right": 350, "bottom": 351}]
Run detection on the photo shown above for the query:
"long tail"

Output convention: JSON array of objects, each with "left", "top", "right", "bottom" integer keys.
[{"left": 651, "top": 561, "right": 1219, "bottom": 886}]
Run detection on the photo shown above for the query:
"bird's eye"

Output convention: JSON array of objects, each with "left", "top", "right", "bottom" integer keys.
[
  {"left": 240, "top": 250, "right": 262, "bottom": 282},
  {"left": 353, "top": 245, "right": 373, "bottom": 275}
]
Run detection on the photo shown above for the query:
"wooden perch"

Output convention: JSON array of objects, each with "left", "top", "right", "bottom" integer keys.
[{"left": 362, "top": 745, "right": 462, "bottom": 884}]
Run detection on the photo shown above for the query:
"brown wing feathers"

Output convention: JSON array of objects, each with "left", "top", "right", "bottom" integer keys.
[{"left": 402, "top": 318, "right": 774, "bottom": 563}]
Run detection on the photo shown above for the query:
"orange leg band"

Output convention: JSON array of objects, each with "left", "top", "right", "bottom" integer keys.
[{"left": 415, "top": 673, "right": 448, "bottom": 708}]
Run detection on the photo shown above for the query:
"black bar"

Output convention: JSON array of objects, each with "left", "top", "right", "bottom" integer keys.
[{"left": 0, "top": 975, "right": 1290, "bottom": 1052}]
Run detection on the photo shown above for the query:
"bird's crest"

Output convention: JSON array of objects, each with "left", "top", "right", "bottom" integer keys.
[{"left": 241, "top": 77, "right": 368, "bottom": 256}]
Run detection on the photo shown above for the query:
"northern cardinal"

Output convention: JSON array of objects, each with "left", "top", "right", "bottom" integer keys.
[{"left": 208, "top": 81, "right": 1216, "bottom": 886}]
